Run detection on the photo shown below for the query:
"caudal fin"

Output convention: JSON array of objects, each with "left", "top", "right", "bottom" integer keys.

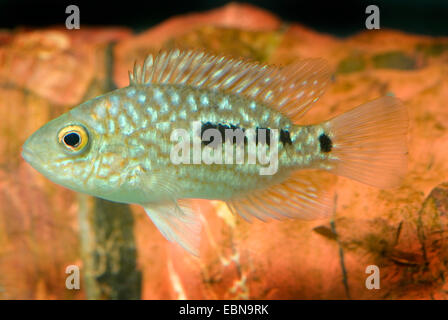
[{"left": 326, "top": 96, "right": 408, "bottom": 188}]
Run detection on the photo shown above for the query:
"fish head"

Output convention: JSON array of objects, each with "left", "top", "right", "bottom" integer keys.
[{"left": 21, "top": 100, "right": 109, "bottom": 195}]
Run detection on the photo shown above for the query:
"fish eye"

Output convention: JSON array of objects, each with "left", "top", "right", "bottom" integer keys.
[
  {"left": 64, "top": 132, "right": 80, "bottom": 147},
  {"left": 58, "top": 125, "right": 89, "bottom": 153}
]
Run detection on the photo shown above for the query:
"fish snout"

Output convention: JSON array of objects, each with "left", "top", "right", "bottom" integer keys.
[
  {"left": 21, "top": 146, "right": 34, "bottom": 163},
  {"left": 21, "top": 132, "right": 45, "bottom": 165}
]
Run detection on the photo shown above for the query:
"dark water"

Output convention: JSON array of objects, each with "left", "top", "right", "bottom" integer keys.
[{"left": 0, "top": 0, "right": 447, "bottom": 36}]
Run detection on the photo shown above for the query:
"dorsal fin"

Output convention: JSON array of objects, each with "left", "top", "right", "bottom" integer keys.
[{"left": 129, "top": 49, "right": 332, "bottom": 121}]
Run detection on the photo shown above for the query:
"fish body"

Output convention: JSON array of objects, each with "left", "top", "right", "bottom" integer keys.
[{"left": 22, "top": 49, "right": 408, "bottom": 255}]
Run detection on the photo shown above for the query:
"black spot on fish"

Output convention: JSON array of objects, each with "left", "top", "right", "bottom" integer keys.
[
  {"left": 201, "top": 122, "right": 295, "bottom": 147},
  {"left": 224, "top": 124, "right": 246, "bottom": 144},
  {"left": 201, "top": 122, "right": 217, "bottom": 146},
  {"left": 319, "top": 133, "right": 332, "bottom": 153},
  {"left": 201, "top": 122, "right": 225, "bottom": 146},
  {"left": 256, "top": 127, "right": 270, "bottom": 146},
  {"left": 201, "top": 122, "right": 245, "bottom": 146},
  {"left": 280, "top": 129, "right": 292, "bottom": 145}
]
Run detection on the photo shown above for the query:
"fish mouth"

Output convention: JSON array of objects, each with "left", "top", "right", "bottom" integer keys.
[
  {"left": 21, "top": 147, "right": 34, "bottom": 163},
  {"left": 21, "top": 147, "right": 42, "bottom": 167}
]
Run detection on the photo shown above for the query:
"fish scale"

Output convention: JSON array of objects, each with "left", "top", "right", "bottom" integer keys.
[
  {"left": 22, "top": 49, "right": 408, "bottom": 255},
  {"left": 78, "top": 84, "right": 303, "bottom": 199}
]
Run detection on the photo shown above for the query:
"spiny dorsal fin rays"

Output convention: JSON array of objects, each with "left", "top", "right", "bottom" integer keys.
[
  {"left": 128, "top": 49, "right": 332, "bottom": 122},
  {"left": 129, "top": 61, "right": 143, "bottom": 85}
]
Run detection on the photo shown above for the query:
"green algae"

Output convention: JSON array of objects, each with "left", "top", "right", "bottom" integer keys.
[{"left": 372, "top": 51, "right": 417, "bottom": 70}]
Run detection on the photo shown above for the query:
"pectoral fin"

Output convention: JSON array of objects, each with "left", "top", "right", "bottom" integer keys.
[{"left": 142, "top": 200, "right": 201, "bottom": 256}]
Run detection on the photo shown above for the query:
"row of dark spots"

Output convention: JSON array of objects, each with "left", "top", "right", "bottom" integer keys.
[
  {"left": 200, "top": 122, "right": 293, "bottom": 147},
  {"left": 201, "top": 122, "right": 333, "bottom": 153},
  {"left": 319, "top": 133, "right": 332, "bottom": 152}
]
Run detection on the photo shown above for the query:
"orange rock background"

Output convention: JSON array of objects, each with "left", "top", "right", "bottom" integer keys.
[{"left": 0, "top": 3, "right": 447, "bottom": 299}]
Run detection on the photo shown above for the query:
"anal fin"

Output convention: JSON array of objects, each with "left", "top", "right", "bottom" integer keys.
[{"left": 227, "top": 171, "right": 334, "bottom": 222}]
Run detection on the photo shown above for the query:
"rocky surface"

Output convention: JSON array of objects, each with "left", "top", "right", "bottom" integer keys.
[{"left": 0, "top": 4, "right": 447, "bottom": 299}]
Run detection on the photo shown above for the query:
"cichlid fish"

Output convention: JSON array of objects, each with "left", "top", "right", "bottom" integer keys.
[{"left": 22, "top": 49, "right": 408, "bottom": 255}]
